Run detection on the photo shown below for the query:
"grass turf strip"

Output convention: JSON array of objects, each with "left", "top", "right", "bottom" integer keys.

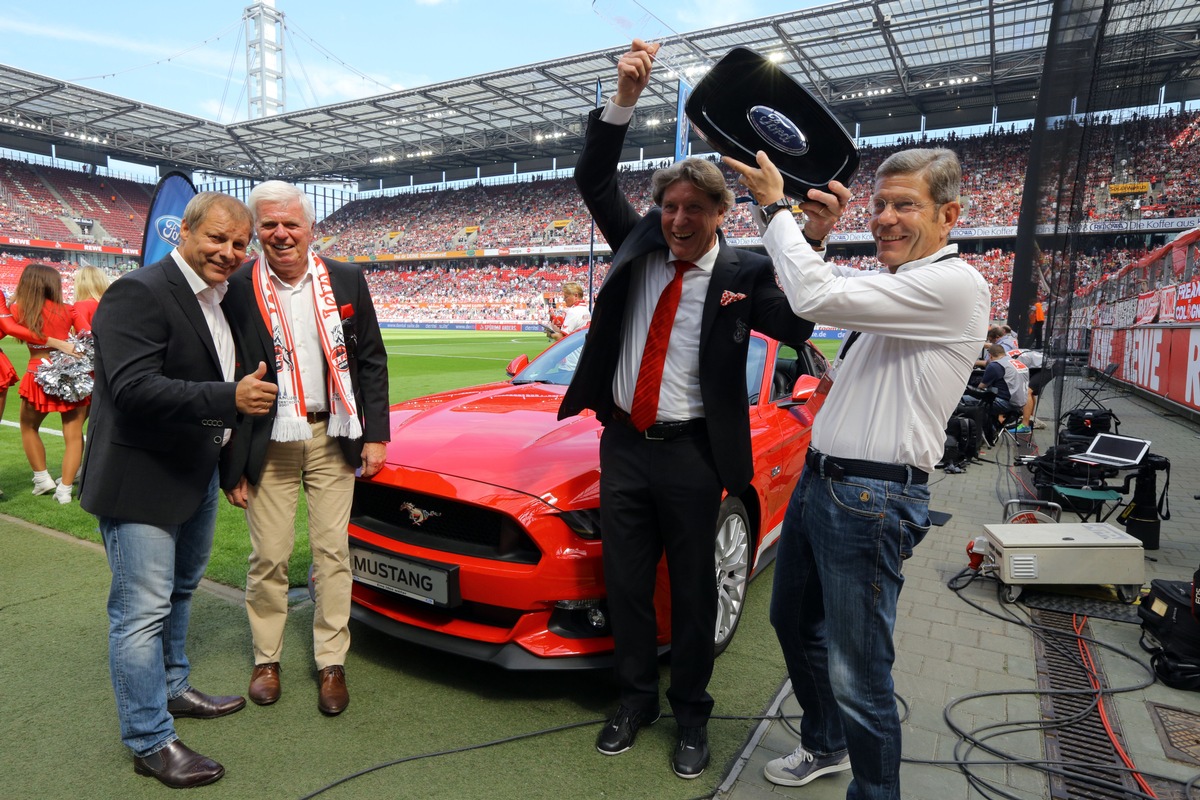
[{"left": 0, "top": 518, "right": 786, "bottom": 800}]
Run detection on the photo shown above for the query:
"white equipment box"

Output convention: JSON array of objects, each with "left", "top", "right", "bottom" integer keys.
[{"left": 981, "top": 521, "right": 1144, "bottom": 603}]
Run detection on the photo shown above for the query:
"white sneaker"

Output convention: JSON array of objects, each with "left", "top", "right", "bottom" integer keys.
[
  {"left": 54, "top": 480, "right": 72, "bottom": 505},
  {"left": 764, "top": 743, "right": 851, "bottom": 787},
  {"left": 1032, "top": 417, "right": 1048, "bottom": 430},
  {"left": 32, "top": 474, "right": 57, "bottom": 496}
]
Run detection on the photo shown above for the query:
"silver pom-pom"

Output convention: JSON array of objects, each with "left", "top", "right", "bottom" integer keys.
[{"left": 34, "top": 332, "right": 94, "bottom": 403}]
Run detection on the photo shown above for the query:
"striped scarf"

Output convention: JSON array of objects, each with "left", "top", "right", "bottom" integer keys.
[{"left": 252, "top": 254, "right": 361, "bottom": 442}]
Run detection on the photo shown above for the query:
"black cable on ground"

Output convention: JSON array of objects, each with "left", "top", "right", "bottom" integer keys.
[
  {"left": 940, "top": 564, "right": 1200, "bottom": 799},
  {"left": 297, "top": 560, "right": 1197, "bottom": 799}
]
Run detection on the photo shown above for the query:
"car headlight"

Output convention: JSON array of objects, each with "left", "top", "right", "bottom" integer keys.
[{"left": 557, "top": 508, "right": 603, "bottom": 540}]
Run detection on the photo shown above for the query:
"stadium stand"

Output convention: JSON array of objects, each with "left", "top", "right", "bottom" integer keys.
[
  {"left": 1, "top": 110, "right": 1195, "bottom": 324},
  {"left": 0, "top": 158, "right": 152, "bottom": 246}
]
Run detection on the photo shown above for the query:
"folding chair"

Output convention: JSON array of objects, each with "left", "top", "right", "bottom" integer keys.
[
  {"left": 1051, "top": 484, "right": 1126, "bottom": 523},
  {"left": 1074, "top": 362, "right": 1118, "bottom": 410}
]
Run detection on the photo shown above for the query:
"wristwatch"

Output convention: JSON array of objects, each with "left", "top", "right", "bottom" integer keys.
[
  {"left": 757, "top": 198, "right": 793, "bottom": 226},
  {"left": 802, "top": 230, "right": 828, "bottom": 250}
]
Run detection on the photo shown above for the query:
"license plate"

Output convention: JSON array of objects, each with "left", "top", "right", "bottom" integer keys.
[{"left": 350, "top": 546, "right": 460, "bottom": 607}]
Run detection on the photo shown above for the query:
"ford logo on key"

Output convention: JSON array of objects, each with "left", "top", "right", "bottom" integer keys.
[
  {"left": 748, "top": 106, "right": 809, "bottom": 156},
  {"left": 155, "top": 215, "right": 182, "bottom": 247}
]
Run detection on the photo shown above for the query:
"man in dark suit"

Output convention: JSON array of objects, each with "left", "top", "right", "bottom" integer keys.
[
  {"left": 221, "top": 180, "right": 389, "bottom": 717},
  {"left": 81, "top": 192, "right": 278, "bottom": 788},
  {"left": 558, "top": 39, "right": 813, "bottom": 779}
]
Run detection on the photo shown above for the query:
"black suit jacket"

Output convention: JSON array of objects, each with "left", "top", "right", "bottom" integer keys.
[
  {"left": 221, "top": 256, "right": 390, "bottom": 489},
  {"left": 80, "top": 255, "right": 240, "bottom": 525},
  {"left": 559, "top": 108, "right": 814, "bottom": 493}
]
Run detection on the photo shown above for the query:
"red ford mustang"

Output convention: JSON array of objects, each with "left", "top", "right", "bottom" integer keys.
[{"left": 344, "top": 330, "right": 825, "bottom": 669}]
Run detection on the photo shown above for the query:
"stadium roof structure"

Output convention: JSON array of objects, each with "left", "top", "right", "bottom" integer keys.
[{"left": 2, "top": 0, "right": 1199, "bottom": 186}]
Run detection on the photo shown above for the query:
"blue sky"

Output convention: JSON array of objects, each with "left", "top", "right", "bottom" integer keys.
[{"left": 1, "top": 0, "right": 821, "bottom": 122}]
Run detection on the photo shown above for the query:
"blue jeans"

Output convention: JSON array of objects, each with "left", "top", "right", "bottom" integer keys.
[
  {"left": 770, "top": 467, "right": 930, "bottom": 800},
  {"left": 99, "top": 469, "right": 220, "bottom": 757}
]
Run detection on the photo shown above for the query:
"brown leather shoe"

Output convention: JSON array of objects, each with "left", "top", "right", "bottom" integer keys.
[
  {"left": 249, "top": 662, "right": 281, "bottom": 706},
  {"left": 133, "top": 739, "right": 224, "bottom": 788},
  {"left": 317, "top": 665, "right": 349, "bottom": 716},
  {"left": 167, "top": 687, "right": 246, "bottom": 719}
]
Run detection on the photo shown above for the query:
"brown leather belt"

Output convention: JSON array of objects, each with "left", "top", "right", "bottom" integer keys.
[
  {"left": 306, "top": 411, "right": 330, "bottom": 423},
  {"left": 611, "top": 407, "right": 705, "bottom": 442}
]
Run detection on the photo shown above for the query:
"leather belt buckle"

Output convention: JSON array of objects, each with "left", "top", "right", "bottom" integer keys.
[
  {"left": 643, "top": 426, "right": 667, "bottom": 441},
  {"left": 306, "top": 411, "right": 330, "bottom": 423}
]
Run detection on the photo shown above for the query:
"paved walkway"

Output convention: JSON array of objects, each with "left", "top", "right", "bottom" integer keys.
[{"left": 719, "top": 376, "right": 1200, "bottom": 799}]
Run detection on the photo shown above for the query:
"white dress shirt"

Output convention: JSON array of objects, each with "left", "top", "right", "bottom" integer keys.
[
  {"left": 171, "top": 248, "right": 236, "bottom": 444},
  {"left": 267, "top": 256, "right": 328, "bottom": 411},
  {"left": 760, "top": 214, "right": 991, "bottom": 473},
  {"left": 601, "top": 98, "right": 713, "bottom": 422}
]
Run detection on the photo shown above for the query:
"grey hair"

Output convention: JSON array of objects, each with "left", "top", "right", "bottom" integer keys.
[
  {"left": 247, "top": 180, "right": 316, "bottom": 225},
  {"left": 875, "top": 148, "right": 961, "bottom": 205},
  {"left": 650, "top": 157, "right": 734, "bottom": 211}
]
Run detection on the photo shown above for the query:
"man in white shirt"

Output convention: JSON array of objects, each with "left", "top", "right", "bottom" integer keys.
[
  {"left": 726, "top": 148, "right": 990, "bottom": 799},
  {"left": 222, "top": 181, "right": 390, "bottom": 718},
  {"left": 547, "top": 281, "right": 591, "bottom": 341}
]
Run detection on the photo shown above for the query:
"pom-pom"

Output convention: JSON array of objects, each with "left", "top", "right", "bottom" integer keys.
[{"left": 34, "top": 332, "right": 94, "bottom": 403}]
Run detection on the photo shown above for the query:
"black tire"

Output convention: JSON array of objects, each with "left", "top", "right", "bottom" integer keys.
[{"left": 713, "top": 497, "right": 751, "bottom": 656}]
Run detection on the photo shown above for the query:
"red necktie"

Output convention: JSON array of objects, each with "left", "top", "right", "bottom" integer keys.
[{"left": 630, "top": 260, "right": 694, "bottom": 431}]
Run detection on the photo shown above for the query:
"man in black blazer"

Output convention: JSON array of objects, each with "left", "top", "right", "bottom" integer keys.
[
  {"left": 81, "top": 193, "right": 278, "bottom": 788},
  {"left": 221, "top": 180, "right": 389, "bottom": 717},
  {"left": 558, "top": 40, "right": 813, "bottom": 779}
]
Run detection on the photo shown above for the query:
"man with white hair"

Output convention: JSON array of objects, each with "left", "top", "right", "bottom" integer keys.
[{"left": 222, "top": 180, "right": 390, "bottom": 717}]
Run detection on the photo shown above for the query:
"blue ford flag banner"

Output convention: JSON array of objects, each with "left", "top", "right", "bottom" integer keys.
[
  {"left": 140, "top": 171, "right": 196, "bottom": 267},
  {"left": 674, "top": 79, "right": 691, "bottom": 162}
]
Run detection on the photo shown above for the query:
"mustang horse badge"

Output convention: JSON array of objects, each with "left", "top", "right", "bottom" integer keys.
[{"left": 401, "top": 502, "right": 441, "bottom": 526}]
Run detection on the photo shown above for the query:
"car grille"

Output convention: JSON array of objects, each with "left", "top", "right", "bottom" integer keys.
[
  {"left": 356, "top": 583, "right": 525, "bottom": 631},
  {"left": 351, "top": 482, "right": 541, "bottom": 564}
]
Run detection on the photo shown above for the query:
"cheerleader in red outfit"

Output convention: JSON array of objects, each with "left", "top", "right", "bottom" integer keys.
[
  {"left": 0, "top": 288, "right": 75, "bottom": 499},
  {"left": 71, "top": 264, "right": 110, "bottom": 332},
  {"left": 70, "top": 265, "right": 109, "bottom": 431},
  {"left": 10, "top": 263, "right": 87, "bottom": 504}
]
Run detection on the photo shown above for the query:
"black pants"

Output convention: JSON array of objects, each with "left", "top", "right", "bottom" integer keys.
[{"left": 598, "top": 421, "right": 723, "bottom": 727}]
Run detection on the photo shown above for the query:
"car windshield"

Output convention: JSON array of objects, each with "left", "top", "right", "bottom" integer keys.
[{"left": 511, "top": 331, "right": 588, "bottom": 386}]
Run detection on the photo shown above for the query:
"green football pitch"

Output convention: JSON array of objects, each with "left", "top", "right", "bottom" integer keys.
[{"left": 0, "top": 329, "right": 836, "bottom": 588}]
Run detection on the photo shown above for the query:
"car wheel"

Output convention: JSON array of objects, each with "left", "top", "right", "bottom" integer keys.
[{"left": 713, "top": 497, "right": 751, "bottom": 656}]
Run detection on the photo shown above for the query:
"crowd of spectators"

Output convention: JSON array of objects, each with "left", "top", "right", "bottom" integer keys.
[
  {"left": 1, "top": 110, "right": 1197, "bottom": 326},
  {"left": 314, "top": 110, "right": 1200, "bottom": 256}
]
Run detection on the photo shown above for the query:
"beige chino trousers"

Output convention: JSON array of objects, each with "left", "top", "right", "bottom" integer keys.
[{"left": 245, "top": 419, "right": 355, "bottom": 670}]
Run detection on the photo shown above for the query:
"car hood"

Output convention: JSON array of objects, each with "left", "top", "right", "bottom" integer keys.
[{"left": 383, "top": 381, "right": 602, "bottom": 505}]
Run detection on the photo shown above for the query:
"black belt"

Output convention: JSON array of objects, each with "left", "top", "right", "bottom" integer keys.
[
  {"left": 611, "top": 407, "right": 705, "bottom": 441},
  {"left": 306, "top": 411, "right": 330, "bottom": 423},
  {"left": 806, "top": 449, "right": 928, "bottom": 485}
]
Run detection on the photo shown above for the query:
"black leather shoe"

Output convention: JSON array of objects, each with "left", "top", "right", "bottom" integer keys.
[
  {"left": 672, "top": 725, "right": 709, "bottom": 779},
  {"left": 167, "top": 688, "right": 246, "bottom": 719},
  {"left": 596, "top": 704, "right": 660, "bottom": 755},
  {"left": 133, "top": 739, "right": 224, "bottom": 788}
]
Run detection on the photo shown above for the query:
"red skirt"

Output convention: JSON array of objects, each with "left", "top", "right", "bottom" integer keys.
[
  {"left": 0, "top": 352, "right": 17, "bottom": 390},
  {"left": 18, "top": 366, "right": 89, "bottom": 413}
]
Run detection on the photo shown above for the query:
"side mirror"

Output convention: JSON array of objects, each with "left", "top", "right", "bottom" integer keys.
[
  {"left": 780, "top": 374, "right": 821, "bottom": 408},
  {"left": 506, "top": 354, "right": 530, "bottom": 377}
]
